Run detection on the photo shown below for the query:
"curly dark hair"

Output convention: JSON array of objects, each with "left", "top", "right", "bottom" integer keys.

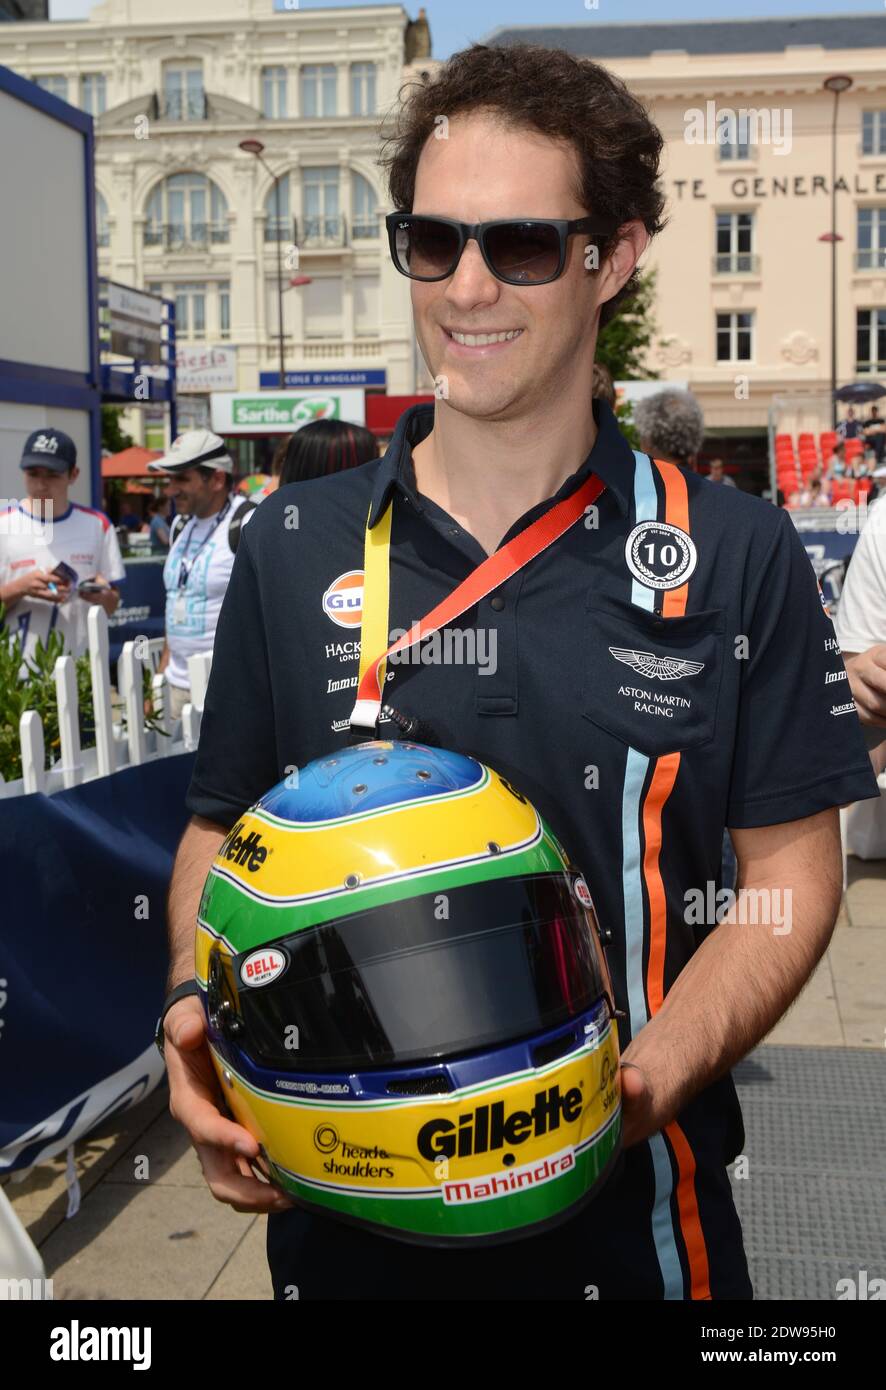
[{"left": 379, "top": 43, "right": 667, "bottom": 328}]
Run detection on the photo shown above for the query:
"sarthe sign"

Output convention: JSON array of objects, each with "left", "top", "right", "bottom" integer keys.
[{"left": 210, "top": 388, "right": 366, "bottom": 433}]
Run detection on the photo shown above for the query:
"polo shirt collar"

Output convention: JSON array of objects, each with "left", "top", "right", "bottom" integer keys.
[{"left": 368, "top": 397, "right": 635, "bottom": 529}]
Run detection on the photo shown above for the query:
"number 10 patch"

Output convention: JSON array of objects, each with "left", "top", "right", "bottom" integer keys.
[{"left": 624, "top": 521, "right": 697, "bottom": 591}]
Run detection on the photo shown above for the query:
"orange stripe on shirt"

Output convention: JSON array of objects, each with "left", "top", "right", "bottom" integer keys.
[
  {"left": 642, "top": 751, "right": 680, "bottom": 1017},
  {"left": 651, "top": 458, "right": 690, "bottom": 618},
  {"left": 665, "top": 1119, "right": 713, "bottom": 1300}
]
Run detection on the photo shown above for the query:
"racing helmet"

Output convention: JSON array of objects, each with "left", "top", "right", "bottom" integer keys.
[{"left": 196, "top": 740, "right": 621, "bottom": 1247}]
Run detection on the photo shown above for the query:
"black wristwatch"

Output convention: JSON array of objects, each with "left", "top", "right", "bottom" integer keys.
[{"left": 154, "top": 981, "right": 200, "bottom": 1057}]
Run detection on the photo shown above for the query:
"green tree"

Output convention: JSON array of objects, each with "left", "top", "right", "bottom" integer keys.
[
  {"left": 101, "top": 405, "right": 134, "bottom": 455},
  {"left": 596, "top": 268, "right": 659, "bottom": 383}
]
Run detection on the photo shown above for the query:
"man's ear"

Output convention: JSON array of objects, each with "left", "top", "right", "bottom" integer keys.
[
  {"left": 68, "top": 465, "right": 80, "bottom": 482},
  {"left": 593, "top": 219, "right": 650, "bottom": 312}
]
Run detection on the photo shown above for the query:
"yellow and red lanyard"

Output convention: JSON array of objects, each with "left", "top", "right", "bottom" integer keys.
[{"left": 349, "top": 471, "right": 606, "bottom": 735}]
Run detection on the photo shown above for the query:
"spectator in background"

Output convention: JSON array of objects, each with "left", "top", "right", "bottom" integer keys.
[
  {"left": 865, "top": 405, "right": 886, "bottom": 467},
  {"left": 707, "top": 457, "right": 736, "bottom": 488},
  {"left": 277, "top": 419, "right": 380, "bottom": 487},
  {"left": 825, "top": 440, "right": 848, "bottom": 477},
  {"left": 634, "top": 388, "right": 705, "bottom": 473},
  {"left": 837, "top": 407, "right": 860, "bottom": 441},
  {"left": 591, "top": 361, "right": 615, "bottom": 407},
  {"left": 148, "top": 430, "right": 257, "bottom": 722},
  {"left": 0, "top": 428, "right": 123, "bottom": 665},
  {"left": 146, "top": 496, "right": 171, "bottom": 553},
  {"left": 833, "top": 491, "right": 886, "bottom": 775}
]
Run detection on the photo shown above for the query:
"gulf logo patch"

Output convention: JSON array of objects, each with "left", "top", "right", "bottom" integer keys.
[{"left": 323, "top": 570, "right": 364, "bottom": 628}]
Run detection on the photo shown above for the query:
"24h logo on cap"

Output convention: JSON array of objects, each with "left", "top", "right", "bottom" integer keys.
[
  {"left": 625, "top": 521, "right": 697, "bottom": 591},
  {"left": 323, "top": 570, "right": 364, "bottom": 628}
]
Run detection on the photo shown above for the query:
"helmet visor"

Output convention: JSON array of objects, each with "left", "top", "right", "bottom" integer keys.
[{"left": 216, "top": 873, "right": 611, "bottom": 1071}]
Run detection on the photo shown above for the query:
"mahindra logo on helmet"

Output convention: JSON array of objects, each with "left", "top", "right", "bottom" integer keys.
[
  {"left": 219, "top": 821, "right": 268, "bottom": 872},
  {"left": 417, "top": 1084, "right": 582, "bottom": 1162}
]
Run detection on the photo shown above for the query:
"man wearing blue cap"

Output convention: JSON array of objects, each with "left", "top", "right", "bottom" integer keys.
[{"left": 0, "top": 428, "right": 125, "bottom": 663}]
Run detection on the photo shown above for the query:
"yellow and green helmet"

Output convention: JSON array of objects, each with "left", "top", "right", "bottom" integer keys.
[{"left": 196, "top": 740, "right": 622, "bottom": 1246}]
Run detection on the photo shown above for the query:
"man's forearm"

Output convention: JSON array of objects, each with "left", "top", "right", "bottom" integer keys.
[
  {"left": 166, "top": 814, "right": 228, "bottom": 991},
  {"left": 622, "top": 870, "right": 840, "bottom": 1135}
]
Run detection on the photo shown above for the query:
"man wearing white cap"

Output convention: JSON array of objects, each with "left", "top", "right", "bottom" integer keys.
[{"left": 148, "top": 430, "right": 256, "bottom": 720}]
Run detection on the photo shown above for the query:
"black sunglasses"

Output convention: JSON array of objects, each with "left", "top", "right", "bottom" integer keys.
[{"left": 386, "top": 213, "right": 615, "bottom": 287}]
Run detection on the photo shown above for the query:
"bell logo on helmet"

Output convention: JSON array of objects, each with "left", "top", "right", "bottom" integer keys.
[
  {"left": 417, "top": 1083, "right": 583, "bottom": 1162},
  {"left": 219, "top": 821, "right": 268, "bottom": 872},
  {"left": 240, "top": 947, "right": 288, "bottom": 988}
]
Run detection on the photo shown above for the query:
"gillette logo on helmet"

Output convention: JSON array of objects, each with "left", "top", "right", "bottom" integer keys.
[
  {"left": 219, "top": 821, "right": 268, "bottom": 872},
  {"left": 417, "top": 1084, "right": 583, "bottom": 1162}
]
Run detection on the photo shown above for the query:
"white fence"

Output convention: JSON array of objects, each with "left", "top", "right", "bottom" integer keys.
[{"left": 0, "top": 605, "right": 212, "bottom": 800}]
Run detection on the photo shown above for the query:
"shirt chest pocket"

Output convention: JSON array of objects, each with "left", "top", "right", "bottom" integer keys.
[{"left": 581, "top": 595, "right": 725, "bottom": 758}]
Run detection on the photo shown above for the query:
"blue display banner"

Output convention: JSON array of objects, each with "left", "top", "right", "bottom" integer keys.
[
  {"left": 108, "top": 557, "right": 167, "bottom": 663},
  {"left": 259, "top": 369, "right": 385, "bottom": 388},
  {"left": 0, "top": 753, "right": 196, "bottom": 1173}
]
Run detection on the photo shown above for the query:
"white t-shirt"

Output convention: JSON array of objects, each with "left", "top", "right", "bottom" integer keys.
[
  {"left": 0, "top": 501, "right": 125, "bottom": 664},
  {"left": 163, "top": 496, "right": 252, "bottom": 688},
  {"left": 834, "top": 495, "right": 886, "bottom": 656}
]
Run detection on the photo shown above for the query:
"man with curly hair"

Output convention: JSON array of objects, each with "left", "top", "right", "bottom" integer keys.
[{"left": 161, "top": 43, "right": 876, "bottom": 1301}]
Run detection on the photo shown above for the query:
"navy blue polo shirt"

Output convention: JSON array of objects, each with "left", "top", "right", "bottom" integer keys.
[{"left": 186, "top": 400, "right": 877, "bottom": 1300}]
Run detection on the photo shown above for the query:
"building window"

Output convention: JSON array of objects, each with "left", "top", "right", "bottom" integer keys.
[
  {"left": 264, "top": 174, "right": 291, "bottom": 242},
  {"left": 862, "top": 111, "right": 886, "bottom": 157},
  {"left": 856, "top": 208, "right": 886, "bottom": 271},
  {"left": 35, "top": 75, "right": 69, "bottom": 101},
  {"left": 300, "top": 64, "right": 337, "bottom": 119},
  {"left": 303, "top": 277, "right": 342, "bottom": 338},
  {"left": 262, "top": 66, "right": 287, "bottom": 119},
  {"left": 80, "top": 74, "right": 107, "bottom": 116},
  {"left": 715, "top": 211, "right": 755, "bottom": 273},
  {"left": 302, "top": 167, "right": 340, "bottom": 244},
  {"left": 354, "top": 273, "right": 379, "bottom": 336},
  {"left": 350, "top": 62, "right": 376, "bottom": 116},
  {"left": 857, "top": 309, "right": 886, "bottom": 374},
  {"left": 96, "top": 190, "right": 110, "bottom": 247},
  {"left": 716, "top": 311, "right": 754, "bottom": 362},
  {"left": 144, "top": 174, "right": 229, "bottom": 250},
  {"left": 219, "top": 281, "right": 231, "bottom": 338},
  {"left": 175, "top": 283, "right": 207, "bottom": 340},
  {"left": 352, "top": 172, "right": 378, "bottom": 239},
  {"left": 716, "top": 118, "right": 753, "bottom": 161},
  {"left": 162, "top": 65, "right": 205, "bottom": 121}
]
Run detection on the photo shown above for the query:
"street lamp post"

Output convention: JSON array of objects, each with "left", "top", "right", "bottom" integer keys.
[
  {"left": 239, "top": 139, "right": 286, "bottom": 389},
  {"left": 822, "top": 75, "right": 854, "bottom": 429}
]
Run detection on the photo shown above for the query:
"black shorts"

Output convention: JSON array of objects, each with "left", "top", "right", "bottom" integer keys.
[{"left": 266, "top": 1142, "right": 753, "bottom": 1301}]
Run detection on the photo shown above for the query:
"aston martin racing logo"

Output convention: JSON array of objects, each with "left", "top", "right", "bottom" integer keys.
[{"left": 608, "top": 647, "right": 705, "bottom": 681}]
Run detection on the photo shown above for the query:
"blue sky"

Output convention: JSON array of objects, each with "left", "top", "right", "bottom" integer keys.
[{"left": 47, "top": 1, "right": 881, "bottom": 63}]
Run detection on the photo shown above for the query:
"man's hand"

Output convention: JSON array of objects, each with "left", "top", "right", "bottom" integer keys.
[
  {"left": 78, "top": 574, "right": 119, "bottom": 616},
  {"left": 2, "top": 568, "right": 70, "bottom": 604},
  {"left": 618, "top": 1059, "right": 660, "bottom": 1148},
  {"left": 843, "top": 646, "right": 886, "bottom": 726},
  {"left": 164, "top": 995, "right": 296, "bottom": 1214}
]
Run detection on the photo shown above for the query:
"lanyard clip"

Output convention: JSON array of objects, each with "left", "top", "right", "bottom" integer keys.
[{"left": 348, "top": 698, "right": 380, "bottom": 745}]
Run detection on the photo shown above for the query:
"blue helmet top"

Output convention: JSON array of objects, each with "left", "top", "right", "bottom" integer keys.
[{"left": 256, "top": 740, "right": 484, "bottom": 823}]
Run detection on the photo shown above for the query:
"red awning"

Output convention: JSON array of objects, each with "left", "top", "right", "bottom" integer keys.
[
  {"left": 102, "top": 446, "right": 163, "bottom": 478},
  {"left": 365, "top": 394, "right": 435, "bottom": 436}
]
